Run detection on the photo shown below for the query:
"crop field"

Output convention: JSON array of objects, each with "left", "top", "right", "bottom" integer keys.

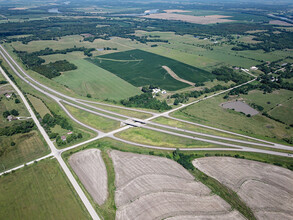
[
  {"left": 69, "top": 149, "right": 108, "bottom": 205},
  {"left": 111, "top": 150, "right": 244, "bottom": 220},
  {"left": 88, "top": 49, "right": 214, "bottom": 91},
  {"left": 115, "top": 127, "right": 223, "bottom": 148},
  {"left": 193, "top": 157, "right": 293, "bottom": 220},
  {"left": 143, "top": 13, "right": 234, "bottom": 25},
  {"left": 0, "top": 159, "right": 90, "bottom": 220},
  {"left": 27, "top": 94, "right": 51, "bottom": 118},
  {"left": 0, "top": 130, "right": 49, "bottom": 172},
  {"left": 64, "top": 104, "right": 121, "bottom": 132},
  {"left": 53, "top": 59, "right": 141, "bottom": 100},
  {"left": 171, "top": 94, "right": 292, "bottom": 143}
]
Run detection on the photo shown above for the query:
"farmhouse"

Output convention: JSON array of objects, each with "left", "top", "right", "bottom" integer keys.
[
  {"left": 61, "top": 136, "right": 67, "bottom": 141},
  {"left": 5, "top": 93, "right": 12, "bottom": 99},
  {"left": 7, "top": 115, "right": 15, "bottom": 121},
  {"left": 250, "top": 66, "right": 258, "bottom": 70}
]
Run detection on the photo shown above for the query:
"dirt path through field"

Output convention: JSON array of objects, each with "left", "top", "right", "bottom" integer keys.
[{"left": 162, "top": 66, "right": 195, "bottom": 86}]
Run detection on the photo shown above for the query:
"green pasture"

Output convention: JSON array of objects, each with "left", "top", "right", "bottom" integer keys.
[
  {"left": 0, "top": 159, "right": 90, "bottom": 220},
  {"left": 0, "top": 130, "right": 49, "bottom": 172},
  {"left": 53, "top": 59, "right": 141, "bottom": 100}
]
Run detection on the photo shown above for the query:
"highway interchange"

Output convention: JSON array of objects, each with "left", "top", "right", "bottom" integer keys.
[{"left": 0, "top": 44, "right": 292, "bottom": 220}]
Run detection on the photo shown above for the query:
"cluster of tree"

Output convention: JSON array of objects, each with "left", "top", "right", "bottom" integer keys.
[
  {"left": 42, "top": 113, "right": 73, "bottom": 131},
  {"left": 128, "top": 35, "right": 169, "bottom": 44},
  {"left": 3, "top": 109, "right": 19, "bottom": 118},
  {"left": 121, "top": 93, "right": 171, "bottom": 111},
  {"left": 141, "top": 85, "right": 158, "bottom": 93},
  {"left": 56, "top": 133, "right": 83, "bottom": 146},
  {"left": 212, "top": 66, "right": 251, "bottom": 84},
  {"left": 0, "top": 120, "right": 35, "bottom": 136},
  {"left": 232, "top": 32, "right": 293, "bottom": 52},
  {"left": 32, "top": 60, "right": 77, "bottom": 79},
  {"left": 0, "top": 80, "right": 7, "bottom": 84},
  {"left": 23, "top": 46, "right": 96, "bottom": 57},
  {"left": 14, "top": 48, "right": 84, "bottom": 79},
  {"left": 171, "top": 84, "right": 229, "bottom": 105},
  {"left": 103, "top": 47, "right": 117, "bottom": 50},
  {"left": 250, "top": 103, "right": 264, "bottom": 111},
  {"left": 172, "top": 148, "right": 194, "bottom": 170}
]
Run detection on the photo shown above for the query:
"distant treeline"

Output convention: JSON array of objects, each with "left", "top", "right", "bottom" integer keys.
[{"left": 1, "top": 16, "right": 275, "bottom": 45}]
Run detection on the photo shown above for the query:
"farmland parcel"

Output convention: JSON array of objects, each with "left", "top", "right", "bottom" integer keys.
[
  {"left": 88, "top": 49, "right": 214, "bottom": 91},
  {"left": 193, "top": 157, "right": 293, "bottom": 220},
  {"left": 110, "top": 150, "right": 244, "bottom": 220}
]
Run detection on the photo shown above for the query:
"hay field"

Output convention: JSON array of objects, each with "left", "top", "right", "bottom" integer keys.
[
  {"left": 193, "top": 157, "right": 293, "bottom": 220},
  {"left": 0, "top": 159, "right": 89, "bottom": 220},
  {"left": 69, "top": 149, "right": 108, "bottom": 205},
  {"left": 143, "top": 13, "right": 233, "bottom": 25},
  {"left": 0, "top": 130, "right": 49, "bottom": 172},
  {"left": 110, "top": 150, "right": 244, "bottom": 220}
]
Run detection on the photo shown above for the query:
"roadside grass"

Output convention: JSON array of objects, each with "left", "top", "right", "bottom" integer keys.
[
  {"left": 0, "top": 159, "right": 90, "bottom": 220},
  {"left": 115, "top": 127, "right": 224, "bottom": 148},
  {"left": 64, "top": 104, "right": 121, "bottom": 132},
  {"left": 27, "top": 94, "right": 51, "bottom": 117},
  {"left": 152, "top": 116, "right": 263, "bottom": 142},
  {"left": 53, "top": 59, "right": 141, "bottom": 100},
  {"left": 89, "top": 103, "right": 153, "bottom": 119},
  {"left": 0, "top": 130, "right": 49, "bottom": 172},
  {"left": 171, "top": 94, "right": 293, "bottom": 144},
  {"left": 89, "top": 49, "right": 213, "bottom": 91}
]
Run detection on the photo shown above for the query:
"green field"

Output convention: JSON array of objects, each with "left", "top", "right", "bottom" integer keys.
[
  {"left": 116, "top": 127, "right": 223, "bottom": 148},
  {"left": 88, "top": 49, "right": 214, "bottom": 91},
  {"left": 0, "top": 159, "right": 90, "bottom": 220},
  {"left": 241, "top": 89, "right": 293, "bottom": 125},
  {"left": 64, "top": 104, "right": 121, "bottom": 132},
  {"left": 27, "top": 94, "right": 51, "bottom": 118},
  {"left": 53, "top": 59, "right": 141, "bottom": 100},
  {"left": 269, "top": 98, "right": 293, "bottom": 125},
  {"left": 171, "top": 94, "right": 293, "bottom": 143},
  {"left": 0, "top": 130, "right": 49, "bottom": 172}
]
